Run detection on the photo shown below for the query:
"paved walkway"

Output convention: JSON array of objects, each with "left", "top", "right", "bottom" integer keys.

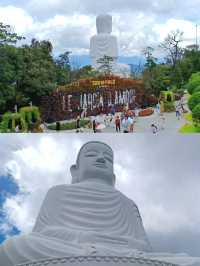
[{"left": 45, "top": 109, "right": 187, "bottom": 134}]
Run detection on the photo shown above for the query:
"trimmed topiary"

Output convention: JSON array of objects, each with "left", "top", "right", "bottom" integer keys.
[
  {"left": 19, "top": 106, "right": 41, "bottom": 131},
  {"left": 0, "top": 112, "right": 27, "bottom": 133},
  {"left": 188, "top": 92, "right": 200, "bottom": 111},
  {"left": 19, "top": 106, "right": 41, "bottom": 125},
  {"left": 160, "top": 91, "right": 175, "bottom": 103}
]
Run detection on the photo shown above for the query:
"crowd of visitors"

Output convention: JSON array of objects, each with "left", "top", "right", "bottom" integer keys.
[{"left": 73, "top": 96, "right": 186, "bottom": 134}]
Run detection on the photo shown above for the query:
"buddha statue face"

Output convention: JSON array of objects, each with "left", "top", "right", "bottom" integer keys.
[
  {"left": 96, "top": 14, "right": 112, "bottom": 34},
  {"left": 71, "top": 141, "right": 115, "bottom": 186}
]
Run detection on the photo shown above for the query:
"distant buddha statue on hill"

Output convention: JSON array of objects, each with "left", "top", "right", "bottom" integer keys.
[
  {"left": 90, "top": 15, "right": 131, "bottom": 77},
  {"left": 90, "top": 14, "right": 118, "bottom": 69},
  {"left": 0, "top": 141, "right": 151, "bottom": 266}
]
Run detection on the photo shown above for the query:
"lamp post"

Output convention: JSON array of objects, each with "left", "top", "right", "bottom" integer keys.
[{"left": 196, "top": 24, "right": 198, "bottom": 51}]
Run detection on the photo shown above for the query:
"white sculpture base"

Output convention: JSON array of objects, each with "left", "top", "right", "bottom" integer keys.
[{"left": 16, "top": 256, "right": 178, "bottom": 266}]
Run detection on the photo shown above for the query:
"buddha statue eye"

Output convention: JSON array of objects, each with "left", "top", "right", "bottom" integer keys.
[
  {"left": 104, "top": 156, "right": 113, "bottom": 163},
  {"left": 85, "top": 152, "right": 98, "bottom": 157}
]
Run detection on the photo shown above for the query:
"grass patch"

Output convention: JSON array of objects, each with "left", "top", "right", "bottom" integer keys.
[
  {"left": 184, "top": 113, "right": 193, "bottom": 122},
  {"left": 47, "top": 119, "right": 90, "bottom": 131},
  {"left": 179, "top": 123, "right": 200, "bottom": 133}
]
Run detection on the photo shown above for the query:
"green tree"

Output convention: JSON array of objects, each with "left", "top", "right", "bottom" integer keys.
[
  {"left": 160, "top": 29, "right": 183, "bottom": 69},
  {"left": 143, "top": 64, "right": 171, "bottom": 97},
  {"left": 143, "top": 46, "right": 157, "bottom": 70},
  {"left": 97, "top": 55, "right": 114, "bottom": 75},
  {"left": 55, "top": 51, "right": 71, "bottom": 85},
  {"left": 186, "top": 72, "right": 200, "bottom": 95},
  {"left": 0, "top": 22, "right": 24, "bottom": 45},
  {"left": 188, "top": 91, "right": 200, "bottom": 111},
  {"left": 17, "top": 39, "right": 57, "bottom": 105},
  {"left": 0, "top": 22, "right": 26, "bottom": 113}
]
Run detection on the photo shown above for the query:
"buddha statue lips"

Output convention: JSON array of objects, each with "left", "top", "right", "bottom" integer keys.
[{"left": 0, "top": 141, "right": 151, "bottom": 266}]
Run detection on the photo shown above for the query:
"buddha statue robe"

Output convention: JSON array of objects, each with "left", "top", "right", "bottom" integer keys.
[{"left": 0, "top": 182, "right": 151, "bottom": 266}]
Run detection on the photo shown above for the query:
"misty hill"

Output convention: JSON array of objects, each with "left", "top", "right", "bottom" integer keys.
[{"left": 69, "top": 55, "right": 146, "bottom": 70}]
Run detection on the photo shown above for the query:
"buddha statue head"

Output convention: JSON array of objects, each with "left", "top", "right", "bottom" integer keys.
[
  {"left": 96, "top": 14, "right": 112, "bottom": 34},
  {"left": 70, "top": 141, "right": 116, "bottom": 186}
]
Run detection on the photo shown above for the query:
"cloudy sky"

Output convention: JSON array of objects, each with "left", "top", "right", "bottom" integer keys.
[
  {"left": 0, "top": 0, "right": 200, "bottom": 57},
  {"left": 0, "top": 134, "right": 200, "bottom": 257}
]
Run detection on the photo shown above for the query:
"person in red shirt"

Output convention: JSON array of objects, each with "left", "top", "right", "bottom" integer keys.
[{"left": 115, "top": 115, "right": 121, "bottom": 132}]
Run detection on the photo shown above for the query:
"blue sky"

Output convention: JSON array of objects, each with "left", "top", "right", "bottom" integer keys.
[
  {"left": 0, "top": 175, "right": 20, "bottom": 243},
  {"left": 0, "top": 134, "right": 200, "bottom": 257}
]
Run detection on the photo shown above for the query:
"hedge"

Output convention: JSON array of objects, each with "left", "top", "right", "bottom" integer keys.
[
  {"left": 192, "top": 103, "right": 200, "bottom": 126},
  {"left": 47, "top": 119, "right": 90, "bottom": 131},
  {"left": 0, "top": 112, "right": 27, "bottom": 133},
  {"left": 19, "top": 106, "right": 41, "bottom": 126}
]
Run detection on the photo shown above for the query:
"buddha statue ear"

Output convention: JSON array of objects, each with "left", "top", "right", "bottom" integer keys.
[
  {"left": 70, "top": 165, "right": 79, "bottom": 184},
  {"left": 112, "top": 174, "right": 116, "bottom": 186}
]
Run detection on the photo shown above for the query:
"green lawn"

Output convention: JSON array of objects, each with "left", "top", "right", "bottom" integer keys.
[
  {"left": 184, "top": 112, "right": 193, "bottom": 122},
  {"left": 179, "top": 123, "right": 200, "bottom": 133}
]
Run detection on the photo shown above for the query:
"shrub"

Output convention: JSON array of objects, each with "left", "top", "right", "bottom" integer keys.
[
  {"left": 186, "top": 72, "right": 200, "bottom": 95},
  {"left": 0, "top": 112, "right": 27, "bottom": 133},
  {"left": 192, "top": 103, "right": 200, "bottom": 127},
  {"left": 193, "top": 85, "right": 200, "bottom": 94},
  {"left": 47, "top": 119, "right": 90, "bottom": 131},
  {"left": 164, "top": 102, "right": 175, "bottom": 112},
  {"left": 179, "top": 124, "right": 200, "bottom": 133},
  {"left": 188, "top": 92, "right": 200, "bottom": 111}
]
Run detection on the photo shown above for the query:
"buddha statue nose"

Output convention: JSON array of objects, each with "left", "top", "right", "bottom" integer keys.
[{"left": 96, "top": 154, "right": 106, "bottom": 163}]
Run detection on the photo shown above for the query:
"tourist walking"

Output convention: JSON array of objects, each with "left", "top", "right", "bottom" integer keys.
[
  {"left": 151, "top": 124, "right": 158, "bottom": 134},
  {"left": 56, "top": 121, "right": 61, "bottom": 131},
  {"left": 175, "top": 102, "right": 182, "bottom": 120},
  {"left": 135, "top": 107, "right": 140, "bottom": 122},
  {"left": 93, "top": 119, "right": 96, "bottom": 133},
  {"left": 76, "top": 116, "right": 81, "bottom": 133},
  {"left": 115, "top": 116, "right": 121, "bottom": 132},
  {"left": 180, "top": 96, "right": 185, "bottom": 112},
  {"left": 156, "top": 102, "right": 161, "bottom": 115},
  {"left": 122, "top": 117, "right": 129, "bottom": 133},
  {"left": 128, "top": 116, "right": 134, "bottom": 133}
]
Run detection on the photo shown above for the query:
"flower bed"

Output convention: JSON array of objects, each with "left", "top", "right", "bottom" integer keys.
[{"left": 139, "top": 108, "right": 154, "bottom": 117}]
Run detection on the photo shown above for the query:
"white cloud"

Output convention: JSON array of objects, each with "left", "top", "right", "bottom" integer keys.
[
  {"left": 153, "top": 19, "right": 198, "bottom": 47},
  {"left": 0, "top": 5, "right": 34, "bottom": 35},
  {"left": 0, "top": 2, "right": 199, "bottom": 56}
]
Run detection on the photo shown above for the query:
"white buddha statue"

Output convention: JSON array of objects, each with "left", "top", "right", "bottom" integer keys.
[
  {"left": 0, "top": 141, "right": 151, "bottom": 266},
  {"left": 90, "top": 15, "right": 131, "bottom": 77},
  {"left": 90, "top": 14, "right": 118, "bottom": 69}
]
